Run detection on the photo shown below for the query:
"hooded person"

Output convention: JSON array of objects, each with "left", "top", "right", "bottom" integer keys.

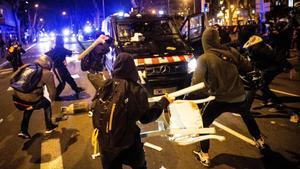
[
  {"left": 98, "top": 52, "right": 172, "bottom": 169},
  {"left": 243, "top": 35, "right": 299, "bottom": 120},
  {"left": 12, "top": 55, "right": 58, "bottom": 139},
  {"left": 46, "top": 35, "right": 84, "bottom": 100},
  {"left": 189, "top": 27, "right": 266, "bottom": 167}
]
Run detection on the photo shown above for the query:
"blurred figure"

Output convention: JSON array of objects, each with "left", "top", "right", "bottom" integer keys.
[
  {"left": 243, "top": 35, "right": 298, "bottom": 119},
  {"left": 79, "top": 33, "right": 113, "bottom": 90},
  {"left": 6, "top": 40, "right": 25, "bottom": 71},
  {"left": 214, "top": 24, "right": 231, "bottom": 44},
  {"left": 189, "top": 27, "right": 266, "bottom": 167},
  {"left": 269, "top": 18, "right": 293, "bottom": 71},
  {"left": 11, "top": 55, "right": 58, "bottom": 139},
  {"left": 0, "top": 34, "right": 5, "bottom": 58},
  {"left": 46, "top": 36, "right": 84, "bottom": 100}
]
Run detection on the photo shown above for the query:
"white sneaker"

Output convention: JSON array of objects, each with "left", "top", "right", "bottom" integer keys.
[
  {"left": 45, "top": 124, "right": 58, "bottom": 134},
  {"left": 193, "top": 151, "right": 210, "bottom": 167},
  {"left": 254, "top": 137, "right": 267, "bottom": 151},
  {"left": 88, "top": 111, "right": 93, "bottom": 117},
  {"left": 45, "top": 129, "right": 54, "bottom": 134}
]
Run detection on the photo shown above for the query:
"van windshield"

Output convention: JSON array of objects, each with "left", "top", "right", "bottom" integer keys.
[{"left": 116, "top": 19, "right": 190, "bottom": 56}]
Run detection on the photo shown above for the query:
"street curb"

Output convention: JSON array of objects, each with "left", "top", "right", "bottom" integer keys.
[{"left": 0, "top": 43, "right": 36, "bottom": 69}]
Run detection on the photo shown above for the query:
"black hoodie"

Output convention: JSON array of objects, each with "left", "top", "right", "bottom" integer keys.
[
  {"left": 112, "top": 53, "right": 139, "bottom": 82},
  {"left": 109, "top": 53, "right": 169, "bottom": 149},
  {"left": 192, "top": 27, "right": 252, "bottom": 103}
]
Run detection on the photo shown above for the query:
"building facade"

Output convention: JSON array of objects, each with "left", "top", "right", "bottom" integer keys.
[{"left": 0, "top": 1, "right": 16, "bottom": 43}]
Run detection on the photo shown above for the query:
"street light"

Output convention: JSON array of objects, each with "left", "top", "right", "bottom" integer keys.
[
  {"left": 39, "top": 18, "right": 43, "bottom": 22},
  {"left": 33, "top": 3, "right": 39, "bottom": 29},
  {"left": 62, "top": 11, "right": 67, "bottom": 16},
  {"left": 102, "top": 0, "right": 105, "bottom": 19}
]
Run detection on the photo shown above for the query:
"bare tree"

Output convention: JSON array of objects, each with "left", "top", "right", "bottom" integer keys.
[{"left": 6, "top": 0, "right": 21, "bottom": 41}]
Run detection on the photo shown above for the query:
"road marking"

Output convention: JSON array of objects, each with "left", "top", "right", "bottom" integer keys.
[
  {"left": 271, "top": 89, "right": 300, "bottom": 97},
  {"left": 25, "top": 43, "right": 36, "bottom": 52},
  {"left": 212, "top": 121, "right": 256, "bottom": 146},
  {"left": 41, "top": 138, "right": 64, "bottom": 169}
]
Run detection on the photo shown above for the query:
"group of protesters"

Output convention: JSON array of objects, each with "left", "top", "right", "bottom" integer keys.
[{"left": 6, "top": 13, "right": 300, "bottom": 169}]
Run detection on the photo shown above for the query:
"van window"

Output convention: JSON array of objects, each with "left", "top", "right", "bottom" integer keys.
[{"left": 116, "top": 19, "right": 189, "bottom": 56}]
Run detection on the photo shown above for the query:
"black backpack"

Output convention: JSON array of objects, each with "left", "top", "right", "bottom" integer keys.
[
  {"left": 92, "top": 78, "right": 130, "bottom": 150},
  {"left": 10, "top": 64, "right": 43, "bottom": 93},
  {"left": 80, "top": 53, "right": 91, "bottom": 71}
]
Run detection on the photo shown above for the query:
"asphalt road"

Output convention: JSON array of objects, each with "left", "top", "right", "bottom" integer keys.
[{"left": 0, "top": 41, "right": 299, "bottom": 169}]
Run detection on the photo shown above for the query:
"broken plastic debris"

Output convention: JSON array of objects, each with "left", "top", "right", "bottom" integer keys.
[
  {"left": 270, "top": 121, "right": 276, "bottom": 124},
  {"left": 0, "top": 118, "right": 3, "bottom": 124},
  {"left": 144, "top": 142, "right": 162, "bottom": 151},
  {"left": 160, "top": 166, "right": 167, "bottom": 169}
]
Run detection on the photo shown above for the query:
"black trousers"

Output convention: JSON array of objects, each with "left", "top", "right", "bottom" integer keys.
[
  {"left": 101, "top": 136, "right": 147, "bottom": 169},
  {"left": 199, "top": 100, "right": 261, "bottom": 153},
  {"left": 54, "top": 66, "right": 79, "bottom": 96},
  {"left": 21, "top": 97, "right": 54, "bottom": 134},
  {"left": 260, "top": 69, "right": 282, "bottom": 105}
]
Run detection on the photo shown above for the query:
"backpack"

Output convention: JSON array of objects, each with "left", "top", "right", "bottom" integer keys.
[
  {"left": 92, "top": 78, "right": 130, "bottom": 150},
  {"left": 80, "top": 53, "right": 91, "bottom": 71},
  {"left": 10, "top": 64, "right": 43, "bottom": 93}
]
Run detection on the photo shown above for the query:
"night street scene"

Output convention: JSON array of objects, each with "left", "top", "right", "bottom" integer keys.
[{"left": 1, "top": 0, "right": 300, "bottom": 169}]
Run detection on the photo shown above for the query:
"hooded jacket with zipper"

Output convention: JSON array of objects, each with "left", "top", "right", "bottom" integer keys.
[
  {"left": 191, "top": 27, "right": 252, "bottom": 103},
  {"left": 12, "top": 56, "right": 56, "bottom": 103},
  {"left": 107, "top": 52, "right": 169, "bottom": 150}
]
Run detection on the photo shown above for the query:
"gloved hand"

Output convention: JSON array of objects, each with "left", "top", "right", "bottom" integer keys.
[
  {"left": 158, "top": 93, "right": 174, "bottom": 109},
  {"left": 164, "top": 93, "right": 174, "bottom": 104}
]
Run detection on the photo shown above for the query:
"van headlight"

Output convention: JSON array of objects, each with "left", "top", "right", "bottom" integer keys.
[{"left": 187, "top": 57, "right": 197, "bottom": 74}]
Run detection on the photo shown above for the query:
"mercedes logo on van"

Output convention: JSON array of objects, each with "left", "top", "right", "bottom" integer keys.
[{"left": 160, "top": 65, "right": 171, "bottom": 73}]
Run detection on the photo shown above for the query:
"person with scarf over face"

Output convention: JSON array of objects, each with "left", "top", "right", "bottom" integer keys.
[
  {"left": 99, "top": 53, "right": 172, "bottom": 169},
  {"left": 190, "top": 27, "right": 266, "bottom": 167}
]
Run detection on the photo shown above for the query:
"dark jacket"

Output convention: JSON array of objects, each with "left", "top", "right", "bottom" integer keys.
[
  {"left": 13, "top": 55, "right": 56, "bottom": 102},
  {"left": 247, "top": 42, "right": 281, "bottom": 72},
  {"left": 88, "top": 42, "right": 110, "bottom": 72},
  {"left": 191, "top": 27, "right": 252, "bottom": 103},
  {"left": 45, "top": 47, "right": 72, "bottom": 68},
  {"left": 112, "top": 53, "right": 169, "bottom": 147}
]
